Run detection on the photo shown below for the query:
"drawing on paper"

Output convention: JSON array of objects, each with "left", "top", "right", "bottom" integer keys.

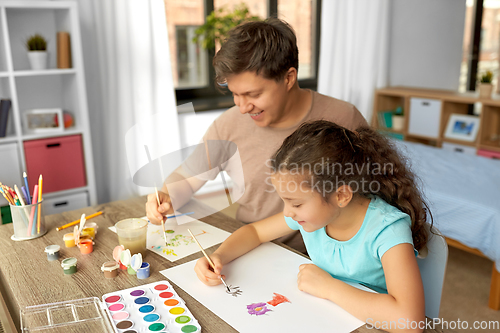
[
  {"left": 226, "top": 285, "right": 242, "bottom": 297},
  {"left": 150, "top": 245, "right": 178, "bottom": 256},
  {"left": 246, "top": 293, "right": 290, "bottom": 316}
]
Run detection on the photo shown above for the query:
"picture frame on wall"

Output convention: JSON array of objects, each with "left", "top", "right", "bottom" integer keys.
[
  {"left": 23, "top": 108, "right": 64, "bottom": 134},
  {"left": 444, "top": 114, "right": 480, "bottom": 142}
]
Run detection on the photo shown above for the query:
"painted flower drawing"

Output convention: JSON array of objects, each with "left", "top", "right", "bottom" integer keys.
[{"left": 247, "top": 302, "right": 272, "bottom": 316}]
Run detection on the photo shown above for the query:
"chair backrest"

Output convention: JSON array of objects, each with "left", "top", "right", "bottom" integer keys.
[{"left": 416, "top": 224, "right": 448, "bottom": 319}]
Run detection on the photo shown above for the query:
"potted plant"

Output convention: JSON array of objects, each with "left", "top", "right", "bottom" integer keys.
[
  {"left": 192, "top": 4, "right": 261, "bottom": 50},
  {"left": 392, "top": 106, "right": 405, "bottom": 131},
  {"left": 478, "top": 70, "right": 493, "bottom": 98},
  {"left": 26, "top": 34, "right": 48, "bottom": 70}
]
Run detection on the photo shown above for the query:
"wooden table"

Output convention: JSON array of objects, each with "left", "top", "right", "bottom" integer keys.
[{"left": 0, "top": 196, "right": 440, "bottom": 333}]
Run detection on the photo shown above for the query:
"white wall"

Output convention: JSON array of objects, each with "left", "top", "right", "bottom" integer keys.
[{"left": 389, "top": 0, "right": 466, "bottom": 90}]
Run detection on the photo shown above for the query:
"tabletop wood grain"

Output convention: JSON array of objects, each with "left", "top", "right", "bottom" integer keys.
[{"left": 0, "top": 196, "right": 441, "bottom": 333}]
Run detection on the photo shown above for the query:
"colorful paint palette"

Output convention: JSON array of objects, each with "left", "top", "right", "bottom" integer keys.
[{"left": 102, "top": 281, "right": 201, "bottom": 333}]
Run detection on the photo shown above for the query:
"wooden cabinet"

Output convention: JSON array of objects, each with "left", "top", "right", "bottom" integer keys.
[
  {"left": 373, "top": 87, "right": 500, "bottom": 155},
  {"left": 0, "top": 1, "right": 96, "bottom": 212}
]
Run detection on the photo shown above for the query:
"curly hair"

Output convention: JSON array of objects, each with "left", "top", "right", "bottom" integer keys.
[{"left": 270, "top": 120, "right": 432, "bottom": 251}]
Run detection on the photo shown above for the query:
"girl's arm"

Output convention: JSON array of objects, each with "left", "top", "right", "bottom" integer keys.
[
  {"left": 194, "top": 212, "right": 294, "bottom": 285},
  {"left": 298, "top": 243, "right": 425, "bottom": 333}
]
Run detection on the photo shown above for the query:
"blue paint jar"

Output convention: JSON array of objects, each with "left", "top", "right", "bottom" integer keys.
[{"left": 137, "top": 262, "right": 150, "bottom": 279}]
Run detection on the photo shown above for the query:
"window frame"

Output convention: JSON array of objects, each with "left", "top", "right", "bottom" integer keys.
[{"left": 174, "top": 0, "right": 322, "bottom": 112}]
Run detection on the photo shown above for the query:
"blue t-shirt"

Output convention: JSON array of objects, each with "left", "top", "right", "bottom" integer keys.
[{"left": 285, "top": 196, "right": 415, "bottom": 293}]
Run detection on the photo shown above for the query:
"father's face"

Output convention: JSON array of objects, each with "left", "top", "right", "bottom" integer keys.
[{"left": 226, "top": 71, "right": 289, "bottom": 128}]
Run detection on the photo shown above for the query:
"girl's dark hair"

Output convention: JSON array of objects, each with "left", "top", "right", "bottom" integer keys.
[
  {"left": 271, "top": 120, "right": 432, "bottom": 251},
  {"left": 213, "top": 18, "right": 299, "bottom": 86}
]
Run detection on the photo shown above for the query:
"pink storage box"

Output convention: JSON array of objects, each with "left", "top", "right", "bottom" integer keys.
[
  {"left": 477, "top": 149, "right": 500, "bottom": 160},
  {"left": 24, "top": 135, "right": 86, "bottom": 193}
]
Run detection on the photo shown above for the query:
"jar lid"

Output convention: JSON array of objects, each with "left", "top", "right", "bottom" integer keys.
[
  {"left": 61, "top": 257, "right": 77, "bottom": 268},
  {"left": 120, "top": 249, "right": 131, "bottom": 266},
  {"left": 101, "top": 261, "right": 120, "bottom": 272},
  {"left": 113, "top": 245, "right": 125, "bottom": 262},
  {"left": 63, "top": 233, "right": 74, "bottom": 241},
  {"left": 130, "top": 253, "right": 143, "bottom": 271},
  {"left": 45, "top": 245, "right": 60, "bottom": 254}
]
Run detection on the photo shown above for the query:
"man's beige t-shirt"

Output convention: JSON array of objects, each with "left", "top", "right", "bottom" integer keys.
[{"left": 186, "top": 90, "right": 368, "bottom": 223}]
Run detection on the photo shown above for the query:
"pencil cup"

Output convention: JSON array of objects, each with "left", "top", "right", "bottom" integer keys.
[{"left": 10, "top": 200, "right": 46, "bottom": 241}]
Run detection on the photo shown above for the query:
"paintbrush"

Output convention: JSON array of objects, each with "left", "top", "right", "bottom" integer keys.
[
  {"left": 187, "top": 228, "right": 231, "bottom": 293},
  {"left": 155, "top": 187, "right": 168, "bottom": 246}
]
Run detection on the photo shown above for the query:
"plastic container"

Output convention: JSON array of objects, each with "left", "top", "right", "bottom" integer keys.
[
  {"left": 79, "top": 239, "right": 94, "bottom": 254},
  {"left": 101, "top": 261, "right": 119, "bottom": 279},
  {"left": 137, "top": 262, "right": 150, "bottom": 279},
  {"left": 63, "top": 233, "right": 76, "bottom": 247},
  {"left": 61, "top": 257, "right": 77, "bottom": 275},
  {"left": 114, "top": 218, "right": 148, "bottom": 256},
  {"left": 44, "top": 245, "right": 60, "bottom": 261},
  {"left": 81, "top": 227, "right": 95, "bottom": 239}
]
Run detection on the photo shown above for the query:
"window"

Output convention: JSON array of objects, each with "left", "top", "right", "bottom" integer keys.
[
  {"left": 460, "top": 0, "right": 500, "bottom": 93},
  {"left": 164, "top": 0, "right": 321, "bottom": 111}
]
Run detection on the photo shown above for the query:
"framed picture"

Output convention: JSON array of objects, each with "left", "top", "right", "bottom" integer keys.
[
  {"left": 444, "top": 114, "right": 480, "bottom": 142},
  {"left": 23, "top": 108, "right": 64, "bottom": 134}
]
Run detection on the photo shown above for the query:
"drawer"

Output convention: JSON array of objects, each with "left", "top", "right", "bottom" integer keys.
[
  {"left": 0, "top": 142, "right": 22, "bottom": 186},
  {"left": 408, "top": 98, "right": 442, "bottom": 138},
  {"left": 477, "top": 149, "right": 500, "bottom": 160},
  {"left": 43, "top": 191, "right": 89, "bottom": 216},
  {"left": 24, "top": 135, "right": 86, "bottom": 193},
  {"left": 442, "top": 142, "right": 477, "bottom": 155}
]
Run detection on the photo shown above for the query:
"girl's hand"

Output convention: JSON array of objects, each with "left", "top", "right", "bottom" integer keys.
[
  {"left": 297, "top": 264, "right": 335, "bottom": 299},
  {"left": 194, "top": 254, "right": 226, "bottom": 286}
]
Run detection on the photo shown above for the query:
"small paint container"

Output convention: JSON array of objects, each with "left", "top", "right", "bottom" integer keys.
[
  {"left": 107, "top": 302, "right": 125, "bottom": 312},
  {"left": 79, "top": 239, "right": 94, "bottom": 254},
  {"left": 169, "top": 306, "right": 186, "bottom": 316},
  {"left": 127, "top": 265, "right": 136, "bottom": 275},
  {"left": 81, "top": 227, "right": 95, "bottom": 239},
  {"left": 104, "top": 295, "right": 122, "bottom": 303},
  {"left": 101, "top": 261, "right": 119, "bottom": 278},
  {"left": 180, "top": 324, "right": 200, "bottom": 332},
  {"left": 44, "top": 245, "right": 60, "bottom": 261},
  {"left": 63, "top": 233, "right": 76, "bottom": 247},
  {"left": 163, "top": 298, "right": 180, "bottom": 307},
  {"left": 61, "top": 257, "right": 77, "bottom": 275},
  {"left": 130, "top": 289, "right": 145, "bottom": 297},
  {"left": 85, "top": 222, "right": 98, "bottom": 234},
  {"left": 174, "top": 315, "right": 192, "bottom": 326},
  {"left": 133, "top": 296, "right": 150, "bottom": 306},
  {"left": 136, "top": 262, "right": 150, "bottom": 279},
  {"left": 142, "top": 313, "right": 160, "bottom": 323}
]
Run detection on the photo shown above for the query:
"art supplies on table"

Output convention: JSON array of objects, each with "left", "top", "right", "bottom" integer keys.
[
  {"left": 20, "top": 281, "right": 202, "bottom": 333},
  {"left": 161, "top": 242, "right": 368, "bottom": 333},
  {"left": 108, "top": 215, "right": 231, "bottom": 262}
]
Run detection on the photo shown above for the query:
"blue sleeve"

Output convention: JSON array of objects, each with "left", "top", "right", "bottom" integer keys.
[
  {"left": 373, "top": 216, "right": 414, "bottom": 259},
  {"left": 284, "top": 216, "right": 300, "bottom": 230}
]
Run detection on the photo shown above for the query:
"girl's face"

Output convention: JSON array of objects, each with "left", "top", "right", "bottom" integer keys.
[{"left": 271, "top": 173, "right": 341, "bottom": 233}]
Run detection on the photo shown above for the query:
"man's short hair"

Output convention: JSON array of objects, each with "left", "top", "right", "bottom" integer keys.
[{"left": 213, "top": 18, "right": 299, "bottom": 85}]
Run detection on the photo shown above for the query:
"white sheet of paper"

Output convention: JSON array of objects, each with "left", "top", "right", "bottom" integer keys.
[
  {"left": 109, "top": 215, "right": 231, "bottom": 262},
  {"left": 160, "top": 242, "right": 365, "bottom": 333}
]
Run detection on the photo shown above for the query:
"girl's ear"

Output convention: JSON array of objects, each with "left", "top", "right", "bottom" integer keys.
[{"left": 335, "top": 185, "right": 353, "bottom": 207}]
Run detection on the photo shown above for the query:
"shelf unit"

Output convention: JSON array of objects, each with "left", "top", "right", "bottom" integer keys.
[
  {"left": 372, "top": 86, "right": 500, "bottom": 156},
  {"left": 0, "top": 1, "right": 96, "bottom": 218}
]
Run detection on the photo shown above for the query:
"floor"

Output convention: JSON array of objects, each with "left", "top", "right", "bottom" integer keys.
[{"left": 199, "top": 193, "right": 500, "bottom": 333}]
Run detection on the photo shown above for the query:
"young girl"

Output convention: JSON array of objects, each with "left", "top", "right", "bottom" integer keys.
[{"left": 194, "top": 120, "right": 431, "bottom": 332}]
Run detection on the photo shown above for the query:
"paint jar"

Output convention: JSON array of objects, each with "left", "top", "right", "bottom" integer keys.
[
  {"left": 63, "top": 233, "right": 76, "bottom": 247},
  {"left": 10, "top": 200, "right": 46, "bottom": 241},
  {"left": 61, "top": 257, "right": 77, "bottom": 275},
  {"left": 44, "top": 245, "right": 60, "bottom": 261},
  {"left": 79, "top": 239, "right": 94, "bottom": 254},
  {"left": 81, "top": 227, "right": 95, "bottom": 239},
  {"left": 136, "top": 262, "right": 150, "bottom": 279},
  {"left": 114, "top": 218, "right": 148, "bottom": 256},
  {"left": 127, "top": 265, "right": 136, "bottom": 275},
  {"left": 85, "top": 222, "right": 98, "bottom": 235},
  {"left": 101, "top": 261, "right": 119, "bottom": 278}
]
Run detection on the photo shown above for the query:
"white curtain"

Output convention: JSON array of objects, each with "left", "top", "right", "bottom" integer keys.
[
  {"left": 318, "top": 0, "right": 390, "bottom": 122},
  {"left": 77, "top": 0, "right": 180, "bottom": 203}
]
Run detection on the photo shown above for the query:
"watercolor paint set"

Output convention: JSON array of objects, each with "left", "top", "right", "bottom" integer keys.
[
  {"left": 20, "top": 281, "right": 201, "bottom": 333},
  {"left": 102, "top": 280, "right": 201, "bottom": 333}
]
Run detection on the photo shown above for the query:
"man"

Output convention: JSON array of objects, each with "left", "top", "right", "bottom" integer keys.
[{"left": 146, "top": 18, "right": 367, "bottom": 252}]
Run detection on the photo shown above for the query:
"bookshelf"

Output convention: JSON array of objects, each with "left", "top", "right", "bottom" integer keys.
[
  {"left": 372, "top": 87, "right": 500, "bottom": 158},
  {"left": 0, "top": 1, "right": 96, "bottom": 218}
]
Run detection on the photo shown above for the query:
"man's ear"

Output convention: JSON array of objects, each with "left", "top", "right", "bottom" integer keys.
[{"left": 285, "top": 67, "right": 297, "bottom": 91}]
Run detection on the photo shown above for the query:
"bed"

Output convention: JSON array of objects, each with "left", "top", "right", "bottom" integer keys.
[{"left": 393, "top": 140, "right": 500, "bottom": 310}]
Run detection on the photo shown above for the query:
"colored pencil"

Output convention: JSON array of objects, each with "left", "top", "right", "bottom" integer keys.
[
  {"left": 21, "top": 186, "right": 28, "bottom": 205},
  {"left": 14, "top": 185, "right": 25, "bottom": 206},
  {"left": 187, "top": 228, "right": 231, "bottom": 293},
  {"left": 28, "top": 185, "right": 38, "bottom": 237},
  {"left": 23, "top": 172, "right": 31, "bottom": 204},
  {"left": 37, "top": 175, "right": 43, "bottom": 234},
  {"left": 155, "top": 187, "right": 168, "bottom": 246},
  {"left": 0, "top": 187, "right": 13, "bottom": 205},
  {"left": 14, "top": 185, "right": 30, "bottom": 227},
  {"left": 56, "top": 211, "right": 103, "bottom": 231}
]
